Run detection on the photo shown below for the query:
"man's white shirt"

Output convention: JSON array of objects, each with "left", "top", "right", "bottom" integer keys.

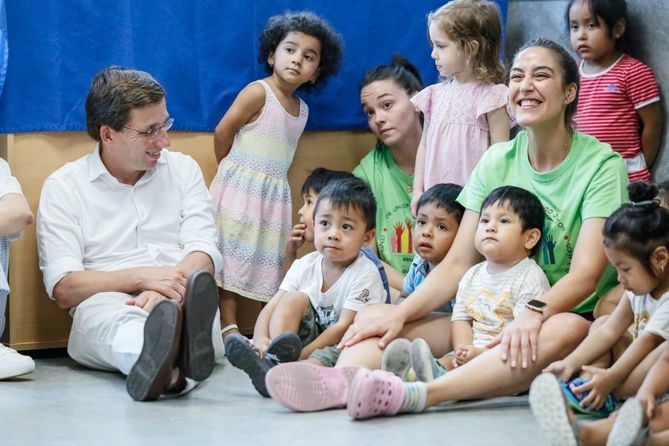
[{"left": 37, "top": 146, "right": 222, "bottom": 298}]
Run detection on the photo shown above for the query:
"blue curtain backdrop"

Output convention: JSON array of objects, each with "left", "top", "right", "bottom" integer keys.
[{"left": 0, "top": 0, "right": 507, "bottom": 133}]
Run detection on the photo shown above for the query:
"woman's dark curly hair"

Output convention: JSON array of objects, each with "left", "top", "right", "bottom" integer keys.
[{"left": 258, "top": 11, "right": 343, "bottom": 93}]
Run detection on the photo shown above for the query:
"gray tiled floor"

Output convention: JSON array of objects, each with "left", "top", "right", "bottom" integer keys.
[{"left": 1, "top": 353, "right": 547, "bottom": 446}]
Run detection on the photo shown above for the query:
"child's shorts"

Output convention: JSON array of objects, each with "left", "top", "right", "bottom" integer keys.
[{"left": 296, "top": 303, "right": 342, "bottom": 367}]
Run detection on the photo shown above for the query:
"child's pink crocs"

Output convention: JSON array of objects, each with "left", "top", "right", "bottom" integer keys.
[
  {"left": 266, "top": 363, "right": 359, "bottom": 412},
  {"left": 347, "top": 369, "right": 404, "bottom": 419}
]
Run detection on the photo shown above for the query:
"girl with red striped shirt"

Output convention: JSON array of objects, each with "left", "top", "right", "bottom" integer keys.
[{"left": 567, "top": 0, "right": 662, "bottom": 182}]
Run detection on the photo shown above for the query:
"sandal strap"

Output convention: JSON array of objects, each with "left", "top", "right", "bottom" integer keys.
[{"left": 221, "top": 323, "right": 239, "bottom": 334}]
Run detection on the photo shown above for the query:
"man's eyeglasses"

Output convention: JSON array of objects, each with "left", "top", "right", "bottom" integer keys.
[{"left": 123, "top": 117, "right": 174, "bottom": 139}]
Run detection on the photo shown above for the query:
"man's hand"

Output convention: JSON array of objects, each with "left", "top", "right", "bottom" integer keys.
[
  {"left": 135, "top": 266, "right": 188, "bottom": 301},
  {"left": 488, "top": 309, "right": 543, "bottom": 369},
  {"left": 126, "top": 290, "right": 169, "bottom": 312}
]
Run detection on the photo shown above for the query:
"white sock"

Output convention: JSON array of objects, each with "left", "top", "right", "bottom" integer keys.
[{"left": 399, "top": 381, "right": 427, "bottom": 413}]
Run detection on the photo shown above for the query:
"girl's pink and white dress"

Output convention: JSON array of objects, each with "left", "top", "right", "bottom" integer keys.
[
  {"left": 412, "top": 80, "right": 508, "bottom": 188},
  {"left": 210, "top": 80, "right": 308, "bottom": 302}
]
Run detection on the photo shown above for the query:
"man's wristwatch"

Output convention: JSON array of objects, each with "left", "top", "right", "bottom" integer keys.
[{"left": 525, "top": 299, "right": 547, "bottom": 314}]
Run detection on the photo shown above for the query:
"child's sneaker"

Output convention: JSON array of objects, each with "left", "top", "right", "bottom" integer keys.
[
  {"left": 381, "top": 338, "right": 414, "bottom": 381},
  {"left": 410, "top": 338, "right": 446, "bottom": 382},
  {"left": 265, "top": 332, "right": 302, "bottom": 363},
  {"left": 347, "top": 369, "right": 405, "bottom": 419},
  {"left": 607, "top": 398, "right": 649, "bottom": 446},
  {"left": 529, "top": 373, "right": 579, "bottom": 446},
  {"left": 265, "top": 362, "right": 359, "bottom": 412},
  {"left": 225, "top": 333, "right": 272, "bottom": 397},
  {"left": 0, "top": 343, "right": 35, "bottom": 380},
  {"left": 560, "top": 377, "right": 618, "bottom": 417}
]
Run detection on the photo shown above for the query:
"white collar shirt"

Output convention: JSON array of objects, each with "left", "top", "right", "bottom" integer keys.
[
  {"left": 0, "top": 158, "right": 23, "bottom": 294},
  {"left": 37, "top": 146, "right": 222, "bottom": 298}
]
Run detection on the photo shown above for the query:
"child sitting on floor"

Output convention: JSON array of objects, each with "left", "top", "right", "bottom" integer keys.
[
  {"left": 381, "top": 183, "right": 464, "bottom": 380},
  {"left": 284, "top": 167, "right": 390, "bottom": 299},
  {"left": 225, "top": 177, "right": 386, "bottom": 396},
  {"left": 383, "top": 185, "right": 550, "bottom": 383},
  {"left": 536, "top": 181, "right": 669, "bottom": 420}
]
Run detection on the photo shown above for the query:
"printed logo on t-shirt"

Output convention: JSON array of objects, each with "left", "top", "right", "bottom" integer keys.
[
  {"left": 316, "top": 305, "right": 337, "bottom": 328},
  {"left": 541, "top": 209, "right": 573, "bottom": 272},
  {"left": 355, "top": 288, "right": 371, "bottom": 303},
  {"left": 384, "top": 217, "right": 413, "bottom": 254},
  {"left": 605, "top": 83, "right": 618, "bottom": 93},
  {"left": 633, "top": 311, "right": 650, "bottom": 338}
]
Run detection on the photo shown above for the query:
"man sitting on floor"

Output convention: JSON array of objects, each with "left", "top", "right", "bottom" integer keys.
[{"left": 36, "top": 66, "right": 224, "bottom": 401}]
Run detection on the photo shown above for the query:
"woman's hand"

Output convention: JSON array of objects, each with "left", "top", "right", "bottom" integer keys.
[
  {"left": 488, "top": 309, "right": 543, "bottom": 369},
  {"left": 572, "top": 365, "right": 616, "bottom": 410},
  {"left": 337, "top": 306, "right": 407, "bottom": 350},
  {"left": 543, "top": 359, "right": 578, "bottom": 382}
]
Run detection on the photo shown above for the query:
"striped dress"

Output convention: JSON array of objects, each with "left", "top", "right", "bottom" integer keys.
[{"left": 210, "top": 80, "right": 308, "bottom": 302}]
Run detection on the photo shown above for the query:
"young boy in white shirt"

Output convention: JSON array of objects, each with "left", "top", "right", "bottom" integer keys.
[{"left": 225, "top": 177, "right": 386, "bottom": 396}]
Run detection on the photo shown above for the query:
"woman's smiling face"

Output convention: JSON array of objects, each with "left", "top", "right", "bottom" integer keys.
[{"left": 509, "top": 46, "right": 576, "bottom": 129}]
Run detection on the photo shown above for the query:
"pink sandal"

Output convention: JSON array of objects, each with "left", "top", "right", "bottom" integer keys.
[
  {"left": 266, "top": 363, "right": 359, "bottom": 412},
  {"left": 347, "top": 369, "right": 405, "bottom": 419}
]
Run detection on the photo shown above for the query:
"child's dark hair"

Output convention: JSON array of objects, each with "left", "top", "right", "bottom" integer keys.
[
  {"left": 416, "top": 183, "right": 465, "bottom": 224},
  {"left": 481, "top": 186, "right": 545, "bottom": 256},
  {"left": 314, "top": 177, "right": 376, "bottom": 231},
  {"left": 514, "top": 38, "right": 579, "bottom": 127},
  {"left": 361, "top": 54, "right": 424, "bottom": 97},
  {"left": 565, "top": 0, "right": 631, "bottom": 53},
  {"left": 301, "top": 167, "right": 354, "bottom": 196},
  {"left": 604, "top": 181, "right": 669, "bottom": 275},
  {"left": 258, "top": 11, "right": 343, "bottom": 93}
]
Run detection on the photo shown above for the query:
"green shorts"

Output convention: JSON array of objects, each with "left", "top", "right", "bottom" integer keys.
[{"left": 297, "top": 303, "right": 342, "bottom": 367}]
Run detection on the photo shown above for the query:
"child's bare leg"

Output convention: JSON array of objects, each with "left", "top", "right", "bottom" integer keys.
[
  {"left": 220, "top": 288, "right": 240, "bottom": 338},
  {"left": 578, "top": 414, "right": 616, "bottom": 446},
  {"left": 615, "top": 342, "right": 667, "bottom": 398},
  {"left": 424, "top": 313, "right": 589, "bottom": 407},
  {"left": 336, "top": 312, "right": 451, "bottom": 369},
  {"left": 268, "top": 291, "right": 309, "bottom": 337}
]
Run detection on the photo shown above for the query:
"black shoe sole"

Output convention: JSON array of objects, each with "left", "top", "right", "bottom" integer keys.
[
  {"left": 181, "top": 270, "right": 217, "bottom": 381},
  {"left": 225, "top": 334, "right": 271, "bottom": 397},
  {"left": 126, "top": 300, "right": 181, "bottom": 402},
  {"left": 266, "top": 332, "right": 302, "bottom": 362}
]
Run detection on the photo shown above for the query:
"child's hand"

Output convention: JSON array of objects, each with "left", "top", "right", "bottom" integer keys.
[
  {"left": 455, "top": 345, "right": 483, "bottom": 365},
  {"left": 252, "top": 336, "right": 271, "bottom": 357},
  {"left": 572, "top": 366, "right": 616, "bottom": 410},
  {"left": 286, "top": 223, "right": 307, "bottom": 251},
  {"left": 637, "top": 390, "right": 656, "bottom": 420},
  {"left": 542, "top": 359, "right": 577, "bottom": 382}
]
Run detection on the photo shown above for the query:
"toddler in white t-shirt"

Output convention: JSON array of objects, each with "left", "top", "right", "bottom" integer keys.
[
  {"left": 225, "top": 177, "right": 385, "bottom": 396},
  {"left": 383, "top": 185, "right": 549, "bottom": 382}
]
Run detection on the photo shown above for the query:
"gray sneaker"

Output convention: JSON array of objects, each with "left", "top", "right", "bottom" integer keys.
[
  {"left": 410, "top": 338, "right": 446, "bottom": 382},
  {"left": 381, "top": 338, "right": 413, "bottom": 381},
  {"left": 607, "top": 398, "right": 650, "bottom": 446}
]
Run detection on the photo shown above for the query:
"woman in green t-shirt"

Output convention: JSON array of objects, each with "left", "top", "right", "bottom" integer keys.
[
  {"left": 353, "top": 55, "right": 424, "bottom": 291},
  {"left": 324, "top": 39, "right": 627, "bottom": 412}
]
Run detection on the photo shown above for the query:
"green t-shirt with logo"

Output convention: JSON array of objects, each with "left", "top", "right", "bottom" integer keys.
[
  {"left": 458, "top": 131, "right": 628, "bottom": 313},
  {"left": 354, "top": 144, "right": 415, "bottom": 275}
]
